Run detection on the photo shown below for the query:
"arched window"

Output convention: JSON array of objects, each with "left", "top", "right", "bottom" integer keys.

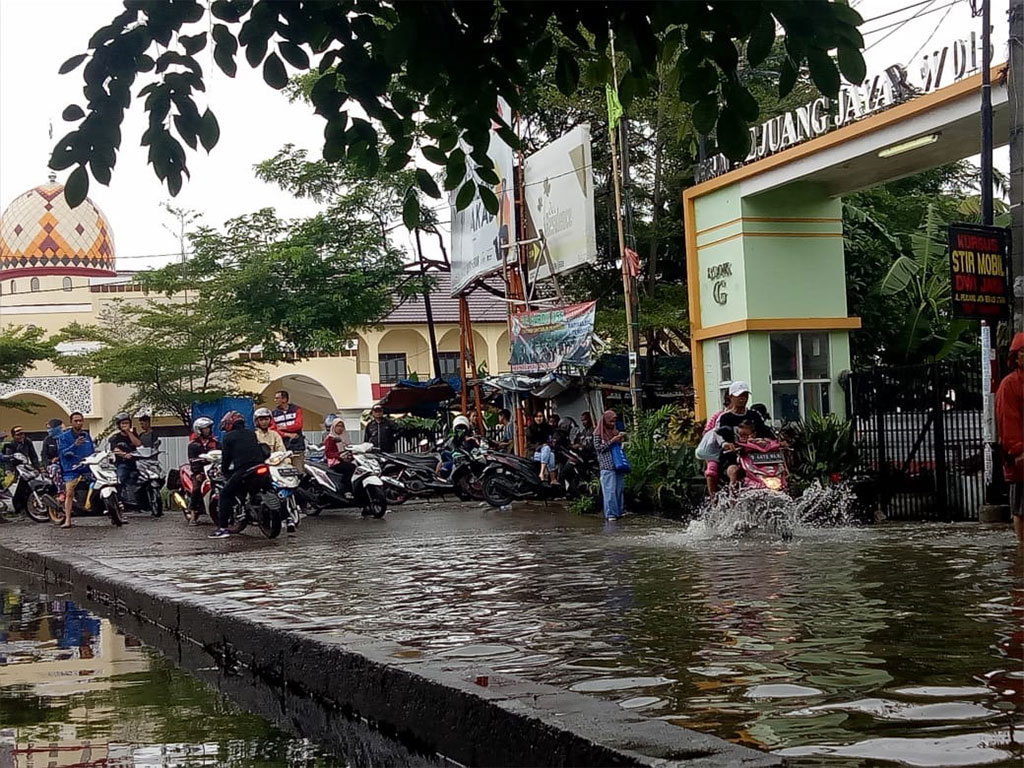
[
  {"left": 62, "top": 277, "right": 73, "bottom": 292},
  {"left": 30, "top": 277, "right": 40, "bottom": 292},
  {"left": 8, "top": 280, "right": 14, "bottom": 294}
]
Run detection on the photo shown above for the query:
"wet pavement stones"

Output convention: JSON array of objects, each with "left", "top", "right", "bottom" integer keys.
[{"left": 0, "top": 506, "right": 781, "bottom": 767}]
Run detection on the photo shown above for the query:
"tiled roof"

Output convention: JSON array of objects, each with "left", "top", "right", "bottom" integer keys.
[{"left": 383, "top": 273, "right": 508, "bottom": 324}]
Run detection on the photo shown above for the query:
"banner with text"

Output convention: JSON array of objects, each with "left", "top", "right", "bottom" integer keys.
[
  {"left": 510, "top": 301, "right": 597, "bottom": 374},
  {"left": 449, "top": 98, "right": 516, "bottom": 296},
  {"left": 522, "top": 124, "right": 597, "bottom": 280},
  {"left": 948, "top": 223, "right": 1012, "bottom": 320}
]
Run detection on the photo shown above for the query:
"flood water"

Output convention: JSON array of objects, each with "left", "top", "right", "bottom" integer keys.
[
  {"left": 119, "top": 517, "right": 1024, "bottom": 767},
  {"left": 0, "top": 579, "right": 346, "bottom": 767}
]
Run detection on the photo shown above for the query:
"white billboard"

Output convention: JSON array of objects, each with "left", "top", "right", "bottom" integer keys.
[
  {"left": 449, "top": 98, "right": 516, "bottom": 296},
  {"left": 522, "top": 123, "right": 596, "bottom": 280}
]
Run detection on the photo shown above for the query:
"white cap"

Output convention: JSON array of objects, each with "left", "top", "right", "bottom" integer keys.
[{"left": 728, "top": 381, "right": 752, "bottom": 397}]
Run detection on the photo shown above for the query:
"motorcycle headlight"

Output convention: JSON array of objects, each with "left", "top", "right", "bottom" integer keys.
[{"left": 764, "top": 477, "right": 783, "bottom": 491}]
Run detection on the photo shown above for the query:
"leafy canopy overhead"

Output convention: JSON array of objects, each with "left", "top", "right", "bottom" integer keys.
[
  {"left": 52, "top": 1, "right": 865, "bottom": 223},
  {"left": 0, "top": 325, "right": 53, "bottom": 386}
]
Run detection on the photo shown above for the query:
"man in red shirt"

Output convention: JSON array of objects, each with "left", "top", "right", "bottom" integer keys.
[
  {"left": 271, "top": 390, "right": 306, "bottom": 472},
  {"left": 995, "top": 332, "right": 1024, "bottom": 543}
]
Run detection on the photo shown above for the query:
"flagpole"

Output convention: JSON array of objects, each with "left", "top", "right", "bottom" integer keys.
[{"left": 607, "top": 33, "right": 642, "bottom": 414}]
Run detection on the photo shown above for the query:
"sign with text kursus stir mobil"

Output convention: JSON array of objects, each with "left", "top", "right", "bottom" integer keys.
[{"left": 948, "top": 223, "right": 1012, "bottom": 321}]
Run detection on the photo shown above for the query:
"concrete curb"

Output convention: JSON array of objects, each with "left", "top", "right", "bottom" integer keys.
[{"left": 0, "top": 541, "right": 782, "bottom": 767}]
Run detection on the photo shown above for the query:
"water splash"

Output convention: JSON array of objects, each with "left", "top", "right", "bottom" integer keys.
[{"left": 685, "top": 481, "right": 858, "bottom": 541}]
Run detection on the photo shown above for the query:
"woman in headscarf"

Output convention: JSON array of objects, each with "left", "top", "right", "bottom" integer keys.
[
  {"left": 996, "top": 332, "right": 1024, "bottom": 543},
  {"left": 593, "top": 409, "right": 626, "bottom": 520}
]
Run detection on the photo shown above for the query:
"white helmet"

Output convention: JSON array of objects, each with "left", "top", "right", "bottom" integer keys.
[
  {"left": 135, "top": 408, "right": 152, "bottom": 420},
  {"left": 324, "top": 413, "right": 339, "bottom": 429},
  {"left": 254, "top": 407, "right": 273, "bottom": 419},
  {"left": 453, "top": 415, "right": 472, "bottom": 432},
  {"left": 192, "top": 417, "right": 213, "bottom": 433}
]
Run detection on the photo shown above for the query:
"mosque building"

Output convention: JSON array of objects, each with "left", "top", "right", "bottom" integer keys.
[{"left": 0, "top": 177, "right": 510, "bottom": 438}]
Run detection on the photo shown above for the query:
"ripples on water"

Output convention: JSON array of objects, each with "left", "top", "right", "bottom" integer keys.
[
  {"left": 105, "top": 506, "right": 1023, "bottom": 766},
  {"left": 0, "top": 582, "right": 344, "bottom": 766}
]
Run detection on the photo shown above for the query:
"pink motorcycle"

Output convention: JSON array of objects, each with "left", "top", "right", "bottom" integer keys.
[{"left": 735, "top": 438, "right": 788, "bottom": 492}]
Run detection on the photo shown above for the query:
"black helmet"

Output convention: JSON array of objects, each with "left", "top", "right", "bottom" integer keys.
[{"left": 114, "top": 411, "right": 131, "bottom": 425}]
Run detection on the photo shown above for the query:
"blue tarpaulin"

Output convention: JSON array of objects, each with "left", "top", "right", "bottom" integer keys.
[{"left": 191, "top": 397, "right": 254, "bottom": 439}]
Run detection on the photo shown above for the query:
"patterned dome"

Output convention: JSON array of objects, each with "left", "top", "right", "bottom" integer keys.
[{"left": 0, "top": 180, "right": 115, "bottom": 276}]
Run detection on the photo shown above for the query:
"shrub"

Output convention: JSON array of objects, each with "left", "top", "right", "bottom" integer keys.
[
  {"left": 785, "top": 411, "right": 859, "bottom": 491},
  {"left": 623, "top": 405, "right": 703, "bottom": 513}
]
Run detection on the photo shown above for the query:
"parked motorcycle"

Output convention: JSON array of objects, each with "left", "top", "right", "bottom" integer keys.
[
  {"left": 378, "top": 448, "right": 452, "bottom": 504},
  {"left": 480, "top": 453, "right": 568, "bottom": 508},
  {"left": 118, "top": 447, "right": 165, "bottom": 517},
  {"left": 206, "top": 454, "right": 283, "bottom": 539},
  {"left": 446, "top": 442, "right": 490, "bottom": 501},
  {"left": 267, "top": 449, "right": 301, "bottom": 531},
  {"left": 0, "top": 453, "right": 56, "bottom": 523},
  {"left": 47, "top": 451, "right": 124, "bottom": 526},
  {"left": 300, "top": 443, "right": 394, "bottom": 518}
]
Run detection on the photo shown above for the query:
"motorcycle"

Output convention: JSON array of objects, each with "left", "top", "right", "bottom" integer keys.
[
  {"left": 118, "top": 447, "right": 165, "bottom": 517},
  {"left": 378, "top": 447, "right": 453, "bottom": 504},
  {"left": 299, "top": 443, "right": 394, "bottom": 518},
  {"left": 446, "top": 441, "right": 490, "bottom": 502},
  {"left": 166, "top": 454, "right": 218, "bottom": 523},
  {"left": 480, "top": 452, "right": 569, "bottom": 508},
  {"left": 735, "top": 438, "right": 789, "bottom": 493},
  {"left": 267, "top": 449, "right": 301, "bottom": 531},
  {"left": 47, "top": 450, "right": 124, "bottom": 526},
  {"left": 206, "top": 453, "right": 284, "bottom": 539},
  {"left": 0, "top": 453, "right": 56, "bottom": 523}
]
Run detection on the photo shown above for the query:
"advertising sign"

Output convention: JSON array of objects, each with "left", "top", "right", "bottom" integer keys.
[
  {"left": 509, "top": 301, "right": 597, "bottom": 374},
  {"left": 522, "top": 124, "right": 597, "bottom": 279},
  {"left": 449, "top": 98, "right": 516, "bottom": 296},
  {"left": 948, "top": 223, "right": 1012, "bottom": 320}
]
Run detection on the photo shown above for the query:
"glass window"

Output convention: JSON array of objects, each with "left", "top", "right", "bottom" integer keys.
[
  {"left": 437, "top": 352, "right": 461, "bottom": 379},
  {"left": 63, "top": 277, "right": 73, "bottom": 291},
  {"left": 769, "top": 332, "right": 832, "bottom": 422},
  {"left": 8, "top": 280, "right": 14, "bottom": 294},
  {"left": 379, "top": 353, "right": 407, "bottom": 384},
  {"left": 30, "top": 277, "right": 40, "bottom": 292},
  {"left": 718, "top": 340, "right": 731, "bottom": 382}
]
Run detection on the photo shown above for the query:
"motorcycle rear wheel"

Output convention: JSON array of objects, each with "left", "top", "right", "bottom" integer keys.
[
  {"left": 383, "top": 470, "right": 409, "bottom": 505},
  {"left": 258, "top": 492, "right": 283, "bottom": 538},
  {"left": 26, "top": 493, "right": 54, "bottom": 523},
  {"left": 482, "top": 475, "right": 515, "bottom": 508},
  {"left": 148, "top": 487, "right": 163, "bottom": 517},
  {"left": 364, "top": 485, "right": 388, "bottom": 518}
]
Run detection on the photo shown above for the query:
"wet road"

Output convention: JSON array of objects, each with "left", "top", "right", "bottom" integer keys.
[{"left": 2, "top": 503, "right": 1022, "bottom": 766}]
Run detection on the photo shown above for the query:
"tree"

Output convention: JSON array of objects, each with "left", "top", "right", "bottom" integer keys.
[
  {"left": 52, "top": 1, "right": 865, "bottom": 225},
  {"left": 54, "top": 301, "right": 260, "bottom": 426},
  {"left": 0, "top": 325, "right": 52, "bottom": 384}
]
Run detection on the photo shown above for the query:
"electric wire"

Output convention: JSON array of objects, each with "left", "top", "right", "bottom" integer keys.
[{"left": 906, "top": 2, "right": 958, "bottom": 64}]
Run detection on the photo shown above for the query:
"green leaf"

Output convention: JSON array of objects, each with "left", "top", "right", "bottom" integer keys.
[
  {"left": 716, "top": 105, "right": 750, "bottom": 160},
  {"left": 64, "top": 165, "right": 89, "bottom": 208},
  {"left": 278, "top": 41, "right": 310, "bottom": 70},
  {"left": 746, "top": 10, "right": 775, "bottom": 68},
  {"left": 180, "top": 32, "right": 208, "bottom": 56},
  {"left": 58, "top": 53, "right": 87, "bottom": 75},
  {"left": 402, "top": 192, "right": 420, "bottom": 229},
  {"left": 455, "top": 180, "right": 476, "bottom": 211},
  {"left": 421, "top": 145, "right": 446, "bottom": 165},
  {"left": 415, "top": 168, "right": 441, "bottom": 199},
  {"left": 678, "top": 63, "right": 716, "bottom": 103},
  {"left": 710, "top": 33, "right": 738, "bottom": 72},
  {"left": 199, "top": 108, "right": 220, "bottom": 151},
  {"left": 391, "top": 91, "right": 417, "bottom": 118},
  {"left": 478, "top": 183, "right": 498, "bottom": 215},
  {"left": 475, "top": 164, "right": 500, "bottom": 186},
  {"left": 807, "top": 48, "right": 840, "bottom": 97},
  {"left": 837, "top": 45, "right": 866, "bottom": 86},
  {"left": 725, "top": 83, "right": 759, "bottom": 122},
  {"left": 692, "top": 96, "right": 719, "bottom": 135},
  {"left": 62, "top": 104, "right": 85, "bottom": 122},
  {"left": 262, "top": 52, "right": 288, "bottom": 89},
  {"left": 529, "top": 34, "right": 554, "bottom": 73},
  {"left": 555, "top": 47, "right": 580, "bottom": 96}
]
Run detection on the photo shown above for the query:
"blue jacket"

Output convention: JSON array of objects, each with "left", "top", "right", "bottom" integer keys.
[{"left": 58, "top": 428, "right": 95, "bottom": 476}]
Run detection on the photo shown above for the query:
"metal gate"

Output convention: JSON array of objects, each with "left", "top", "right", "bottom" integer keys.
[{"left": 846, "top": 359, "right": 984, "bottom": 520}]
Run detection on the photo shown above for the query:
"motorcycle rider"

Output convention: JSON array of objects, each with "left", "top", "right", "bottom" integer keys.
[
  {"left": 438, "top": 415, "right": 477, "bottom": 478},
  {"left": 271, "top": 390, "right": 306, "bottom": 472},
  {"left": 57, "top": 412, "right": 95, "bottom": 529},
  {"left": 526, "top": 411, "right": 556, "bottom": 484},
  {"left": 135, "top": 410, "right": 161, "bottom": 449},
  {"left": 209, "top": 411, "right": 265, "bottom": 540},
  {"left": 186, "top": 417, "right": 218, "bottom": 525},
  {"left": 324, "top": 414, "right": 356, "bottom": 488},
  {"left": 108, "top": 412, "right": 143, "bottom": 494},
  {"left": 3, "top": 426, "right": 40, "bottom": 469},
  {"left": 254, "top": 407, "right": 285, "bottom": 458},
  {"left": 41, "top": 418, "right": 64, "bottom": 488}
]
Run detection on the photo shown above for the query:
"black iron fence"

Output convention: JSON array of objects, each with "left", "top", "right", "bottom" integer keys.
[{"left": 846, "top": 359, "right": 985, "bottom": 520}]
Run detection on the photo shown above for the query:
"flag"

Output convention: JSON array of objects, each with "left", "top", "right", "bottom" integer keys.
[
  {"left": 605, "top": 81, "right": 623, "bottom": 131},
  {"left": 624, "top": 247, "right": 641, "bottom": 278}
]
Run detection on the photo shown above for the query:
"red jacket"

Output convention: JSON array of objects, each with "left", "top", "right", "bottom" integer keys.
[{"left": 996, "top": 333, "right": 1024, "bottom": 482}]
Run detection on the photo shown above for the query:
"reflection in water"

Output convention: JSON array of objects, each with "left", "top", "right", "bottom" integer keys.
[
  {"left": 120, "top": 521, "right": 1024, "bottom": 766},
  {"left": 0, "top": 582, "right": 342, "bottom": 767}
]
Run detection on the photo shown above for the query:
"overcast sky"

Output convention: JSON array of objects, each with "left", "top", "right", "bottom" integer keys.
[{"left": 0, "top": 0, "right": 1011, "bottom": 274}]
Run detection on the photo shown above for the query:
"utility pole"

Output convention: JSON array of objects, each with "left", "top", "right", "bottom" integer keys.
[
  {"left": 1010, "top": 0, "right": 1024, "bottom": 332},
  {"left": 413, "top": 228, "right": 441, "bottom": 378}
]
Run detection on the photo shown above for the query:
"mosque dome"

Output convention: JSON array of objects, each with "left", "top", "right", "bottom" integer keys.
[{"left": 0, "top": 178, "right": 116, "bottom": 276}]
